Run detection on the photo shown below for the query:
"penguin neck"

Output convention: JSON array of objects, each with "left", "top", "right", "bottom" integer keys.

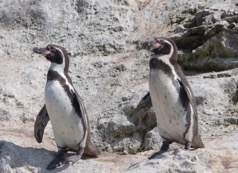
[
  {"left": 157, "top": 44, "right": 174, "bottom": 61},
  {"left": 47, "top": 62, "right": 73, "bottom": 85},
  {"left": 154, "top": 43, "right": 179, "bottom": 70},
  {"left": 152, "top": 56, "right": 179, "bottom": 81},
  {"left": 49, "top": 62, "right": 68, "bottom": 76},
  {"left": 47, "top": 62, "right": 65, "bottom": 80}
]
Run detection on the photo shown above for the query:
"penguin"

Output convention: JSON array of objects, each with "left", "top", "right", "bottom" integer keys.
[
  {"left": 33, "top": 44, "right": 100, "bottom": 170},
  {"left": 148, "top": 37, "right": 204, "bottom": 159}
]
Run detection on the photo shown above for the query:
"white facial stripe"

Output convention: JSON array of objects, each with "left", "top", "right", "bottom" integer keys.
[
  {"left": 156, "top": 40, "right": 179, "bottom": 80},
  {"left": 161, "top": 40, "right": 174, "bottom": 60},
  {"left": 49, "top": 46, "right": 65, "bottom": 73},
  {"left": 48, "top": 46, "right": 74, "bottom": 91}
]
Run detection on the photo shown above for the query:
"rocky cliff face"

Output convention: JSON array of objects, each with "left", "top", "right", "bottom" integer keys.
[{"left": 0, "top": 0, "right": 238, "bottom": 172}]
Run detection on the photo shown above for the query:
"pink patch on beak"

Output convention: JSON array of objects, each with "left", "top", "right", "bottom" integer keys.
[
  {"left": 152, "top": 42, "right": 161, "bottom": 49},
  {"left": 42, "top": 50, "right": 52, "bottom": 57}
]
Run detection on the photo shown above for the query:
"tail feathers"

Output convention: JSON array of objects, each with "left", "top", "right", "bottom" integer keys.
[
  {"left": 192, "top": 134, "right": 205, "bottom": 148},
  {"left": 83, "top": 135, "right": 101, "bottom": 157}
]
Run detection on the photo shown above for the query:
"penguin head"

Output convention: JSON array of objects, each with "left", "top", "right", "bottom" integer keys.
[
  {"left": 33, "top": 44, "right": 69, "bottom": 72},
  {"left": 151, "top": 37, "right": 178, "bottom": 61}
]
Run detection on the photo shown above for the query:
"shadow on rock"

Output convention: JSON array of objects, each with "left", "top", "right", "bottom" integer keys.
[{"left": 0, "top": 140, "right": 71, "bottom": 173}]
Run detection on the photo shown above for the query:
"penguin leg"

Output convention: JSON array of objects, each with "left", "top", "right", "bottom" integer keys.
[
  {"left": 46, "top": 150, "right": 67, "bottom": 170},
  {"left": 148, "top": 140, "right": 172, "bottom": 159},
  {"left": 65, "top": 130, "right": 87, "bottom": 164},
  {"left": 65, "top": 146, "right": 84, "bottom": 164},
  {"left": 184, "top": 141, "right": 191, "bottom": 150}
]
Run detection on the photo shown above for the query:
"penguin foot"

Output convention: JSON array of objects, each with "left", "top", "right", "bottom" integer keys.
[
  {"left": 148, "top": 140, "right": 171, "bottom": 159},
  {"left": 148, "top": 150, "right": 166, "bottom": 159},
  {"left": 46, "top": 150, "right": 66, "bottom": 170},
  {"left": 66, "top": 155, "right": 82, "bottom": 164},
  {"left": 66, "top": 146, "right": 84, "bottom": 165}
]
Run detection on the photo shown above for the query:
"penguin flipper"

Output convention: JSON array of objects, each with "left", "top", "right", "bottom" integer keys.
[
  {"left": 132, "top": 92, "right": 152, "bottom": 122},
  {"left": 136, "top": 92, "right": 152, "bottom": 112},
  {"left": 74, "top": 91, "right": 100, "bottom": 157},
  {"left": 176, "top": 76, "right": 205, "bottom": 148},
  {"left": 34, "top": 104, "right": 49, "bottom": 143}
]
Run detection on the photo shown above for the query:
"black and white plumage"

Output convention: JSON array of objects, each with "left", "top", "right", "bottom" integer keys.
[
  {"left": 148, "top": 37, "right": 204, "bottom": 159},
  {"left": 33, "top": 44, "right": 100, "bottom": 169}
]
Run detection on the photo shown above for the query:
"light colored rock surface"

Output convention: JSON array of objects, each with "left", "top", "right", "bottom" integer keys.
[
  {"left": 172, "top": 3, "right": 238, "bottom": 72},
  {"left": 0, "top": 0, "right": 238, "bottom": 172}
]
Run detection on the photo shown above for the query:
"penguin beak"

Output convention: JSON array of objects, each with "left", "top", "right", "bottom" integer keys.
[
  {"left": 151, "top": 37, "right": 163, "bottom": 51},
  {"left": 33, "top": 47, "right": 52, "bottom": 57},
  {"left": 142, "top": 39, "right": 161, "bottom": 51},
  {"left": 141, "top": 40, "right": 154, "bottom": 50},
  {"left": 151, "top": 41, "right": 161, "bottom": 50}
]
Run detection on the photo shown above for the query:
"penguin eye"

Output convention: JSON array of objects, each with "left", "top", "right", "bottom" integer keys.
[
  {"left": 47, "top": 46, "right": 56, "bottom": 53},
  {"left": 51, "top": 49, "right": 57, "bottom": 53}
]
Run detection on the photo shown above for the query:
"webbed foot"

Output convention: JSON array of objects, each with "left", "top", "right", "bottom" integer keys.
[
  {"left": 148, "top": 140, "right": 172, "bottom": 159},
  {"left": 47, "top": 150, "right": 66, "bottom": 170}
]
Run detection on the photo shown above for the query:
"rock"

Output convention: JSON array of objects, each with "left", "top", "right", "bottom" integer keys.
[
  {"left": 0, "top": 140, "right": 53, "bottom": 173},
  {"left": 109, "top": 64, "right": 127, "bottom": 77},
  {"left": 170, "top": 2, "right": 238, "bottom": 73},
  {"left": 142, "top": 128, "right": 162, "bottom": 151},
  {"left": 127, "top": 142, "right": 238, "bottom": 173},
  {"left": 1, "top": 0, "right": 238, "bottom": 172}
]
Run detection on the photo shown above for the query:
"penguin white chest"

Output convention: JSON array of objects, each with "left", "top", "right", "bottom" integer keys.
[
  {"left": 45, "top": 80, "right": 84, "bottom": 150},
  {"left": 149, "top": 70, "right": 187, "bottom": 141}
]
